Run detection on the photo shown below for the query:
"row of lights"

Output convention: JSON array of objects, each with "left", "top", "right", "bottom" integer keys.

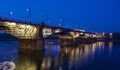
[
  {"left": 9, "top": 9, "right": 81, "bottom": 29},
  {"left": 9, "top": 8, "right": 31, "bottom": 23},
  {"left": 102, "top": 32, "right": 113, "bottom": 38}
]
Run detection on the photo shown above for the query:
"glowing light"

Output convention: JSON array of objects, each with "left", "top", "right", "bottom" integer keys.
[
  {"left": 55, "top": 29, "right": 61, "bottom": 33},
  {"left": 74, "top": 29, "right": 85, "bottom": 32},
  {"left": 43, "top": 28, "right": 52, "bottom": 37},
  {"left": 10, "top": 22, "right": 16, "bottom": 26},
  {"left": 109, "top": 41, "right": 113, "bottom": 53},
  {"left": 9, "top": 12, "right": 13, "bottom": 15},
  {"left": 80, "top": 33, "right": 83, "bottom": 35},
  {"left": 102, "top": 42, "right": 105, "bottom": 50},
  {"left": 110, "top": 33, "right": 112, "bottom": 38},
  {"left": 4, "top": 22, "right": 16, "bottom": 27},
  {"left": 26, "top": 8, "right": 30, "bottom": 11},
  {"left": 110, "top": 33, "right": 112, "bottom": 35},
  {"left": 102, "top": 32, "right": 105, "bottom": 38},
  {"left": 0, "top": 21, "right": 38, "bottom": 39}
]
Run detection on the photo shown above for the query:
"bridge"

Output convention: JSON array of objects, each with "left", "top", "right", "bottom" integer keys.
[{"left": 0, "top": 17, "right": 101, "bottom": 50}]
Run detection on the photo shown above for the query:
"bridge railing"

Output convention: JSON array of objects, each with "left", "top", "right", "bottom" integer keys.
[{"left": 0, "top": 17, "right": 38, "bottom": 26}]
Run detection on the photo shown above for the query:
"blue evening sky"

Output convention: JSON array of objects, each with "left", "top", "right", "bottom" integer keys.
[{"left": 0, "top": 0, "right": 120, "bottom": 33}]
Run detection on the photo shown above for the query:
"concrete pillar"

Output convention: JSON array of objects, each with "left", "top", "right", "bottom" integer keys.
[{"left": 18, "top": 22, "right": 45, "bottom": 50}]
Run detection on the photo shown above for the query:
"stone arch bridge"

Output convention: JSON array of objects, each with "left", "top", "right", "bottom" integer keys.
[{"left": 0, "top": 17, "right": 101, "bottom": 50}]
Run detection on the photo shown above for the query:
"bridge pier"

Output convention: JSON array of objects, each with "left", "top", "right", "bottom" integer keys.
[{"left": 18, "top": 39, "right": 45, "bottom": 51}]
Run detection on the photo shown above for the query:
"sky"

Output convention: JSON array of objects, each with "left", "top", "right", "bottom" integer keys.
[{"left": 0, "top": 0, "right": 120, "bottom": 33}]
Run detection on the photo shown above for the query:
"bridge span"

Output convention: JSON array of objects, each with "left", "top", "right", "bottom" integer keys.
[{"left": 0, "top": 17, "right": 101, "bottom": 50}]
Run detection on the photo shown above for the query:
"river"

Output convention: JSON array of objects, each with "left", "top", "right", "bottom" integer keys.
[{"left": 0, "top": 40, "right": 120, "bottom": 70}]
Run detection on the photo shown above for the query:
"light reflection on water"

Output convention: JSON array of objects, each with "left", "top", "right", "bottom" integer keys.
[{"left": 0, "top": 40, "right": 120, "bottom": 70}]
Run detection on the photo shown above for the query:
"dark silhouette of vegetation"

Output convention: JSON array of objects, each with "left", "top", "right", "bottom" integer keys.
[{"left": 112, "top": 33, "right": 120, "bottom": 39}]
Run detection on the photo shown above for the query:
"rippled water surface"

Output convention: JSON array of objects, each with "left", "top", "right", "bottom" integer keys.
[{"left": 0, "top": 40, "right": 120, "bottom": 70}]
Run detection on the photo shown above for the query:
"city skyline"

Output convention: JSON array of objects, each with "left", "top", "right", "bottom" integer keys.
[{"left": 0, "top": 0, "right": 120, "bottom": 33}]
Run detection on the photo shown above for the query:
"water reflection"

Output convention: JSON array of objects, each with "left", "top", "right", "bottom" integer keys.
[
  {"left": 16, "top": 50, "right": 44, "bottom": 70},
  {"left": 109, "top": 41, "right": 113, "bottom": 53},
  {"left": 101, "top": 42, "right": 105, "bottom": 50},
  {"left": 1, "top": 40, "right": 115, "bottom": 70},
  {"left": 16, "top": 40, "right": 104, "bottom": 70},
  {"left": 40, "top": 41, "right": 103, "bottom": 70},
  {"left": 59, "top": 42, "right": 102, "bottom": 70}
]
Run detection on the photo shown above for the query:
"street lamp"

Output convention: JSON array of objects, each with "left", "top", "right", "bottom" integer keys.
[
  {"left": 59, "top": 23, "right": 61, "bottom": 26},
  {"left": 9, "top": 11, "right": 13, "bottom": 18},
  {"left": 60, "top": 19, "right": 64, "bottom": 27},
  {"left": 70, "top": 22, "right": 73, "bottom": 29},
  {"left": 26, "top": 8, "right": 31, "bottom": 23},
  {"left": 46, "top": 14, "right": 50, "bottom": 24},
  {"left": 110, "top": 33, "right": 112, "bottom": 38}
]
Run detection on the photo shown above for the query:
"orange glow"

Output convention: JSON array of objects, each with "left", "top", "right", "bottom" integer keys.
[
  {"left": 102, "top": 42, "right": 105, "bottom": 50},
  {"left": 102, "top": 32, "right": 105, "bottom": 38},
  {"left": 109, "top": 42, "right": 113, "bottom": 52}
]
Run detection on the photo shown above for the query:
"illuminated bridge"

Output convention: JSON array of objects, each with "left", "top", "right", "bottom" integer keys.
[{"left": 0, "top": 17, "right": 101, "bottom": 50}]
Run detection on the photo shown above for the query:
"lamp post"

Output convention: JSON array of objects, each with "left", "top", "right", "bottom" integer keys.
[
  {"left": 9, "top": 12, "right": 13, "bottom": 18},
  {"left": 70, "top": 22, "right": 73, "bottom": 29},
  {"left": 60, "top": 19, "right": 64, "bottom": 27},
  {"left": 46, "top": 14, "right": 50, "bottom": 24},
  {"left": 26, "top": 8, "right": 31, "bottom": 23},
  {"left": 59, "top": 23, "right": 61, "bottom": 26}
]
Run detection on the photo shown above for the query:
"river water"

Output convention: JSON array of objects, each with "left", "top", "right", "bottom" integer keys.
[{"left": 0, "top": 40, "right": 120, "bottom": 70}]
